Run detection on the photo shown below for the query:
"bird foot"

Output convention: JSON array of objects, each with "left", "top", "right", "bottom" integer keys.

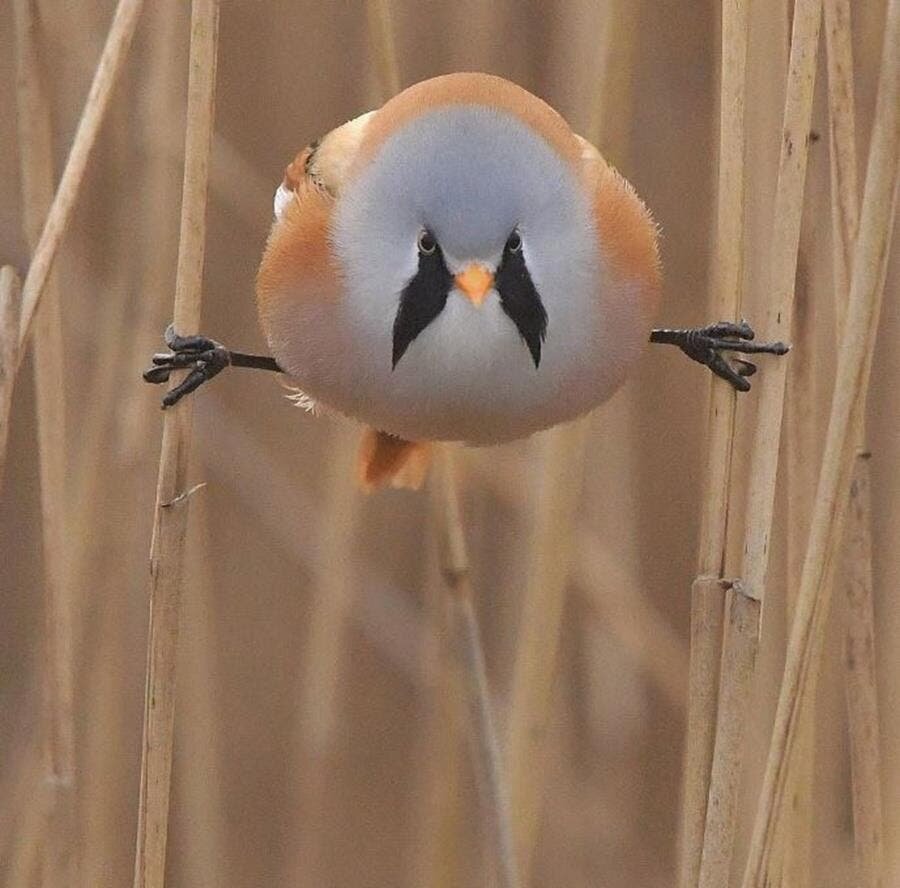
[
  {"left": 649, "top": 320, "right": 789, "bottom": 391},
  {"left": 143, "top": 324, "right": 231, "bottom": 408}
]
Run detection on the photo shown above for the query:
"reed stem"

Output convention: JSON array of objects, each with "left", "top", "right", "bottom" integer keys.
[
  {"left": 15, "top": 0, "right": 146, "bottom": 356},
  {"left": 0, "top": 267, "right": 21, "bottom": 487},
  {"left": 741, "top": 0, "right": 900, "bottom": 880},
  {"left": 699, "top": 1, "right": 824, "bottom": 884},
  {"left": 824, "top": 2, "right": 884, "bottom": 883},
  {"left": 679, "top": 0, "right": 750, "bottom": 882},
  {"left": 435, "top": 447, "right": 519, "bottom": 888},
  {"left": 132, "top": 3, "right": 219, "bottom": 886}
]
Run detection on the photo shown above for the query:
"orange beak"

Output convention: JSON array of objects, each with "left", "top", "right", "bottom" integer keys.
[{"left": 454, "top": 264, "right": 494, "bottom": 306}]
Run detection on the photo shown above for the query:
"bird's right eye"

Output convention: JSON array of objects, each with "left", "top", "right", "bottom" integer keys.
[{"left": 417, "top": 230, "right": 437, "bottom": 255}]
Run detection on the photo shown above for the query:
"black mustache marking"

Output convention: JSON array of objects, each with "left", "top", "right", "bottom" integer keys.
[
  {"left": 496, "top": 244, "right": 548, "bottom": 367},
  {"left": 392, "top": 244, "right": 453, "bottom": 368}
]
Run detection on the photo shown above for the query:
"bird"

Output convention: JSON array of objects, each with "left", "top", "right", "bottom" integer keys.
[{"left": 144, "top": 72, "right": 787, "bottom": 491}]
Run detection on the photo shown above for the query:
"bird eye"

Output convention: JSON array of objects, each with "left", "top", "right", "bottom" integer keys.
[
  {"left": 506, "top": 230, "right": 522, "bottom": 253},
  {"left": 417, "top": 230, "right": 437, "bottom": 255}
]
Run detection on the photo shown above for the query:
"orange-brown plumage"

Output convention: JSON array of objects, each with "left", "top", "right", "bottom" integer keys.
[{"left": 255, "top": 73, "right": 662, "bottom": 491}]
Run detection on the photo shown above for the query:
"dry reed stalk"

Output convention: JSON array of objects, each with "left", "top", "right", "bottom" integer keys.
[
  {"left": 698, "top": 1, "right": 824, "bottom": 884},
  {"left": 175, "top": 494, "right": 227, "bottom": 888},
  {"left": 15, "top": 0, "right": 145, "bottom": 355},
  {"left": 365, "top": 0, "right": 402, "bottom": 97},
  {"left": 504, "top": 420, "right": 588, "bottom": 876},
  {"left": 0, "top": 267, "right": 21, "bottom": 486},
  {"left": 287, "top": 430, "right": 359, "bottom": 888},
  {"left": 434, "top": 446, "right": 519, "bottom": 888},
  {"left": 407, "top": 513, "right": 466, "bottom": 888},
  {"left": 573, "top": 529, "right": 688, "bottom": 710},
  {"left": 741, "top": 0, "right": 900, "bottom": 880},
  {"left": 774, "top": 250, "right": 817, "bottom": 888},
  {"left": 460, "top": 452, "right": 686, "bottom": 706},
  {"left": 12, "top": 4, "right": 78, "bottom": 883},
  {"left": 132, "top": 3, "right": 219, "bottom": 886},
  {"left": 678, "top": 1, "right": 751, "bottom": 883},
  {"left": 824, "top": 2, "right": 884, "bottom": 883}
]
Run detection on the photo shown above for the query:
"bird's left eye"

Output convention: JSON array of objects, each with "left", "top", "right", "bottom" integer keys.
[
  {"left": 506, "top": 230, "right": 522, "bottom": 253},
  {"left": 417, "top": 230, "right": 437, "bottom": 255}
]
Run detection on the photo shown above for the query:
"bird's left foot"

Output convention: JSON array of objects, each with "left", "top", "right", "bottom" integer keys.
[
  {"left": 649, "top": 320, "right": 789, "bottom": 391},
  {"left": 143, "top": 324, "right": 231, "bottom": 408}
]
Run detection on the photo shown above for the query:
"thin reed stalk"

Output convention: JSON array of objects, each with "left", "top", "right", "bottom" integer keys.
[
  {"left": 461, "top": 452, "right": 687, "bottom": 706},
  {"left": 824, "top": 2, "right": 884, "bottom": 883},
  {"left": 699, "top": 1, "right": 824, "bottom": 884},
  {"left": 775, "top": 247, "right": 817, "bottom": 888},
  {"left": 13, "top": 4, "right": 78, "bottom": 883},
  {"left": 407, "top": 514, "right": 466, "bottom": 888},
  {"left": 742, "top": 0, "right": 900, "bottom": 880},
  {"left": 365, "top": 0, "right": 402, "bottom": 97},
  {"left": 287, "top": 431, "right": 359, "bottom": 888},
  {"left": 678, "top": 1, "right": 751, "bottom": 883},
  {"left": 175, "top": 495, "right": 227, "bottom": 887},
  {"left": 15, "top": 0, "right": 145, "bottom": 355},
  {"left": 435, "top": 447, "right": 519, "bottom": 888},
  {"left": 0, "top": 267, "right": 21, "bottom": 486},
  {"left": 505, "top": 420, "right": 587, "bottom": 878},
  {"left": 132, "top": 3, "right": 219, "bottom": 887}
]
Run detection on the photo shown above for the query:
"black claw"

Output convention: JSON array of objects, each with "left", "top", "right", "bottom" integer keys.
[
  {"left": 649, "top": 319, "right": 790, "bottom": 392},
  {"left": 144, "top": 324, "right": 231, "bottom": 408}
]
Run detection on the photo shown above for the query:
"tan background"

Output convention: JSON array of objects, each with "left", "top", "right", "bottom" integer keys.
[{"left": 0, "top": 1, "right": 897, "bottom": 886}]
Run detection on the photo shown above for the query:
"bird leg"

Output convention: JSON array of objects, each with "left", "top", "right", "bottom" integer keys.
[
  {"left": 143, "top": 323, "right": 282, "bottom": 408},
  {"left": 649, "top": 320, "right": 789, "bottom": 391}
]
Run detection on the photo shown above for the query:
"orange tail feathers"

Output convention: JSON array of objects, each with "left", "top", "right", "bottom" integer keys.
[{"left": 357, "top": 429, "right": 432, "bottom": 492}]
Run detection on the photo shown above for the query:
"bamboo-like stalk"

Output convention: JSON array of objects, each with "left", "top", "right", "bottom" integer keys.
[
  {"left": 0, "top": 267, "right": 21, "bottom": 486},
  {"left": 132, "top": 3, "right": 219, "bottom": 887},
  {"left": 407, "top": 509, "right": 466, "bottom": 888},
  {"left": 12, "top": 4, "right": 78, "bottom": 883},
  {"left": 287, "top": 430, "right": 359, "bottom": 888},
  {"left": 175, "top": 494, "right": 227, "bottom": 888},
  {"left": 741, "top": 0, "right": 900, "bottom": 880},
  {"left": 435, "top": 447, "right": 518, "bottom": 888},
  {"left": 698, "top": 2, "right": 824, "bottom": 885},
  {"left": 505, "top": 419, "right": 587, "bottom": 876},
  {"left": 15, "top": 0, "right": 145, "bottom": 355},
  {"left": 824, "top": 2, "right": 884, "bottom": 883},
  {"left": 573, "top": 530, "right": 688, "bottom": 711},
  {"left": 678, "top": 1, "right": 751, "bottom": 883},
  {"left": 774, "top": 247, "right": 817, "bottom": 888},
  {"left": 461, "top": 451, "right": 688, "bottom": 707},
  {"left": 365, "top": 0, "right": 401, "bottom": 97}
]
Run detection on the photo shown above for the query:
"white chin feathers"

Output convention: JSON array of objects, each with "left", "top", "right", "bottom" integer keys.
[{"left": 273, "top": 183, "right": 295, "bottom": 220}]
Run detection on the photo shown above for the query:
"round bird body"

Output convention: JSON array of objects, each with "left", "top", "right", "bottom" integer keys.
[{"left": 256, "top": 73, "right": 661, "bottom": 487}]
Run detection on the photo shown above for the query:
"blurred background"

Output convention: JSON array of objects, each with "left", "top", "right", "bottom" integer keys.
[{"left": 0, "top": 1, "right": 898, "bottom": 886}]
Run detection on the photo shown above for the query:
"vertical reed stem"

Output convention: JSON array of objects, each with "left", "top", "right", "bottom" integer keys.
[
  {"left": 132, "top": 3, "right": 219, "bottom": 886},
  {"left": 699, "top": 1, "right": 824, "bottom": 884},
  {"left": 742, "top": 0, "right": 900, "bottom": 880},
  {"left": 0, "top": 267, "right": 21, "bottom": 486},
  {"left": 15, "top": 0, "right": 146, "bottom": 355},
  {"left": 679, "top": 1, "right": 750, "bottom": 883},
  {"left": 365, "top": 0, "right": 402, "bottom": 97},
  {"left": 435, "top": 447, "right": 519, "bottom": 888},
  {"left": 824, "top": 2, "right": 884, "bottom": 883},
  {"left": 12, "top": 4, "right": 79, "bottom": 883}
]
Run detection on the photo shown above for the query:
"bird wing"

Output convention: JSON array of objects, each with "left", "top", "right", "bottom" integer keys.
[
  {"left": 576, "top": 134, "right": 662, "bottom": 324},
  {"left": 273, "top": 110, "right": 376, "bottom": 219}
]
